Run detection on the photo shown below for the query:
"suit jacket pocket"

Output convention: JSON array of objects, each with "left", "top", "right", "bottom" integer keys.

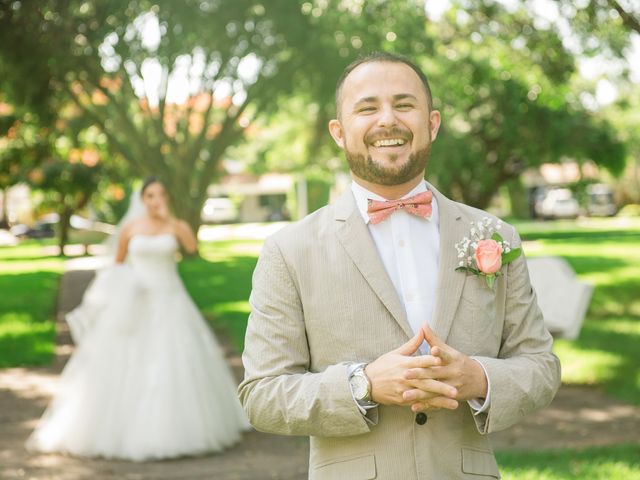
[
  {"left": 461, "top": 447, "right": 500, "bottom": 478},
  {"left": 312, "top": 453, "right": 376, "bottom": 480}
]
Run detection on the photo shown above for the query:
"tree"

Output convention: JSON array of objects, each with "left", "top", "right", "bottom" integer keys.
[
  {"left": 0, "top": 0, "right": 429, "bottom": 230},
  {"left": 0, "top": 89, "right": 118, "bottom": 253},
  {"left": 236, "top": 1, "right": 627, "bottom": 211},
  {"left": 29, "top": 159, "right": 102, "bottom": 254},
  {"left": 558, "top": 0, "right": 639, "bottom": 54},
  {"left": 412, "top": 1, "right": 625, "bottom": 209},
  {"left": 0, "top": 104, "right": 52, "bottom": 227}
]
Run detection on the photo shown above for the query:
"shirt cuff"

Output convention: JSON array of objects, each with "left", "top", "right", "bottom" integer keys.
[{"left": 467, "top": 358, "right": 491, "bottom": 415}]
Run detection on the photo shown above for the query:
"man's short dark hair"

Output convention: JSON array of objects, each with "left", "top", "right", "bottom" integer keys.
[{"left": 335, "top": 51, "right": 434, "bottom": 117}]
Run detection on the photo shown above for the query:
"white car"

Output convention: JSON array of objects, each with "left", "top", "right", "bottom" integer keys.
[
  {"left": 535, "top": 188, "right": 580, "bottom": 220},
  {"left": 201, "top": 197, "right": 238, "bottom": 224}
]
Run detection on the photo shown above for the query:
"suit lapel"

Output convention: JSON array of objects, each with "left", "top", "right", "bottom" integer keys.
[
  {"left": 429, "top": 183, "right": 467, "bottom": 342},
  {"left": 333, "top": 190, "right": 415, "bottom": 340}
]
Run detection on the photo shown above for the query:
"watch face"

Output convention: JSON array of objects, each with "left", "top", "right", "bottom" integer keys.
[{"left": 352, "top": 375, "right": 369, "bottom": 400}]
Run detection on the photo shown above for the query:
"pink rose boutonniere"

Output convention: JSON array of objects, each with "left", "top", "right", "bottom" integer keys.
[{"left": 455, "top": 217, "right": 523, "bottom": 288}]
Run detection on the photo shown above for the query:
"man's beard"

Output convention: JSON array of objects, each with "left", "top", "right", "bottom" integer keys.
[{"left": 345, "top": 142, "right": 432, "bottom": 187}]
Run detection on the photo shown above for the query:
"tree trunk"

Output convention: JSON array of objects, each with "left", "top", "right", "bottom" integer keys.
[
  {"left": 170, "top": 185, "right": 204, "bottom": 234},
  {"left": 58, "top": 203, "right": 72, "bottom": 257},
  {"left": 0, "top": 187, "right": 9, "bottom": 229},
  {"left": 506, "top": 178, "right": 530, "bottom": 219}
]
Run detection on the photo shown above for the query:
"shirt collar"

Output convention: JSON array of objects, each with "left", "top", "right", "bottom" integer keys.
[{"left": 350, "top": 179, "right": 438, "bottom": 225}]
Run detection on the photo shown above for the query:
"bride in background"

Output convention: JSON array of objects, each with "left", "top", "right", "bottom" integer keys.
[{"left": 27, "top": 176, "right": 250, "bottom": 461}]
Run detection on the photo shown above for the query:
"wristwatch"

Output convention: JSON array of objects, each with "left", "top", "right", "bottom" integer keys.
[{"left": 348, "top": 363, "right": 374, "bottom": 405}]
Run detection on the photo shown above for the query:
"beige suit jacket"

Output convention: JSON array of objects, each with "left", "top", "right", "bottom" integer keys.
[{"left": 239, "top": 184, "right": 561, "bottom": 479}]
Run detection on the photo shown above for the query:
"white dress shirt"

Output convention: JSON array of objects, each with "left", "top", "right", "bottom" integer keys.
[
  {"left": 351, "top": 180, "right": 439, "bottom": 352},
  {"left": 350, "top": 180, "right": 490, "bottom": 414}
]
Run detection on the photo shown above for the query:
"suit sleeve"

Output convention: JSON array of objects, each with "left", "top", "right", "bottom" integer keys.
[
  {"left": 472, "top": 228, "right": 561, "bottom": 434},
  {"left": 238, "top": 236, "right": 373, "bottom": 437}
]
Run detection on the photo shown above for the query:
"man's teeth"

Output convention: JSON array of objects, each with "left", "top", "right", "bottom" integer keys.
[{"left": 372, "top": 138, "right": 406, "bottom": 147}]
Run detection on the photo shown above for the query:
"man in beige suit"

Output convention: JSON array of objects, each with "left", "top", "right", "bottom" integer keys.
[{"left": 239, "top": 52, "right": 560, "bottom": 479}]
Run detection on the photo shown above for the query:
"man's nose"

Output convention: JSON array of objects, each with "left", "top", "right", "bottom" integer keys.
[{"left": 376, "top": 104, "right": 398, "bottom": 128}]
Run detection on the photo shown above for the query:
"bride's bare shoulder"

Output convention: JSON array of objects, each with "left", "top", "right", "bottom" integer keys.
[{"left": 120, "top": 218, "right": 146, "bottom": 239}]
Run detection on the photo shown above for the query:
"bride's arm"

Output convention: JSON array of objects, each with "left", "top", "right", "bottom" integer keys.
[
  {"left": 115, "top": 224, "right": 133, "bottom": 263},
  {"left": 173, "top": 219, "right": 198, "bottom": 255}
]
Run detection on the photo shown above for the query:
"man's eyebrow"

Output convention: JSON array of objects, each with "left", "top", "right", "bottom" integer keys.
[
  {"left": 353, "top": 96, "right": 378, "bottom": 107},
  {"left": 353, "top": 93, "right": 418, "bottom": 107},
  {"left": 393, "top": 93, "right": 418, "bottom": 101}
]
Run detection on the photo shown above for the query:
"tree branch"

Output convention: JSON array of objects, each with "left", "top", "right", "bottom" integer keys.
[
  {"left": 63, "top": 83, "right": 141, "bottom": 171},
  {"left": 607, "top": 0, "right": 640, "bottom": 34}
]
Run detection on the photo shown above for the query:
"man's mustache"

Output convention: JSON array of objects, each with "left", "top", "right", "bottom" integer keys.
[{"left": 365, "top": 127, "right": 413, "bottom": 144}]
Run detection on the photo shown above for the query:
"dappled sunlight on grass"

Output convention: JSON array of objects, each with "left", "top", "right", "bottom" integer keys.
[
  {"left": 553, "top": 341, "right": 623, "bottom": 385},
  {"left": 0, "top": 244, "right": 63, "bottom": 367},
  {"left": 0, "top": 312, "right": 56, "bottom": 368},
  {"left": 515, "top": 219, "right": 640, "bottom": 404},
  {"left": 497, "top": 444, "right": 640, "bottom": 480},
  {"left": 179, "top": 240, "right": 260, "bottom": 352}
]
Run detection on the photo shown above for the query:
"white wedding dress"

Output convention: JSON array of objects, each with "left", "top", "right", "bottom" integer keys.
[{"left": 27, "top": 233, "right": 250, "bottom": 461}]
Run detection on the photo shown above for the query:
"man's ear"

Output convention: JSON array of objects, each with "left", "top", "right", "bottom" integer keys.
[
  {"left": 328, "top": 119, "right": 345, "bottom": 149},
  {"left": 429, "top": 110, "right": 441, "bottom": 141}
]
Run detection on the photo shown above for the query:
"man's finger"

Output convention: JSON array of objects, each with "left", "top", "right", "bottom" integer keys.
[
  {"left": 403, "top": 363, "right": 441, "bottom": 381},
  {"left": 404, "top": 355, "right": 442, "bottom": 371},
  {"left": 431, "top": 345, "right": 455, "bottom": 365},
  {"left": 411, "top": 396, "right": 459, "bottom": 412},
  {"left": 394, "top": 329, "right": 425, "bottom": 356},
  {"left": 422, "top": 323, "right": 445, "bottom": 349},
  {"left": 402, "top": 380, "right": 458, "bottom": 401}
]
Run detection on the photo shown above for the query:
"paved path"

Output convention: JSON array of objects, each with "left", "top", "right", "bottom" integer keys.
[{"left": 1, "top": 260, "right": 639, "bottom": 479}]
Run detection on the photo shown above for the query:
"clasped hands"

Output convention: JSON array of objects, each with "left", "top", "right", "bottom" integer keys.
[{"left": 364, "top": 324, "right": 488, "bottom": 413}]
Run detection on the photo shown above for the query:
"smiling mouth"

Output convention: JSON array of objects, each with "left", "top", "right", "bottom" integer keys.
[{"left": 371, "top": 138, "right": 407, "bottom": 147}]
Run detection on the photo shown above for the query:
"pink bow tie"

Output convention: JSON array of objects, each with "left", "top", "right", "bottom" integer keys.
[{"left": 367, "top": 190, "right": 433, "bottom": 225}]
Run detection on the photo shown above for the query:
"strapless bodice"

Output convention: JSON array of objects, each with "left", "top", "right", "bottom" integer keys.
[{"left": 128, "top": 233, "right": 180, "bottom": 289}]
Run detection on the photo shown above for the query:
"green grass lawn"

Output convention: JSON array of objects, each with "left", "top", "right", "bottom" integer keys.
[
  {"left": 0, "top": 241, "right": 63, "bottom": 367},
  {"left": 179, "top": 240, "right": 262, "bottom": 352},
  {"left": 513, "top": 217, "right": 640, "bottom": 405},
  {"left": 2, "top": 220, "right": 639, "bottom": 478},
  {"left": 184, "top": 218, "right": 640, "bottom": 406},
  {"left": 496, "top": 444, "right": 640, "bottom": 479},
  {"left": 3, "top": 218, "right": 639, "bottom": 405}
]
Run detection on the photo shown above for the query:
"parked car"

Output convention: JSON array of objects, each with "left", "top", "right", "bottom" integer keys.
[
  {"left": 10, "top": 217, "right": 57, "bottom": 239},
  {"left": 201, "top": 197, "right": 238, "bottom": 224},
  {"left": 586, "top": 184, "right": 617, "bottom": 217},
  {"left": 9, "top": 213, "right": 109, "bottom": 242},
  {"left": 535, "top": 188, "right": 580, "bottom": 220}
]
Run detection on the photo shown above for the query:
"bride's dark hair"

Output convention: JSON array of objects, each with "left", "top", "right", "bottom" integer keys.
[{"left": 141, "top": 176, "right": 165, "bottom": 195}]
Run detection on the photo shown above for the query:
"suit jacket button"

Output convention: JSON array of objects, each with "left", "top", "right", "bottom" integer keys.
[{"left": 415, "top": 412, "right": 428, "bottom": 425}]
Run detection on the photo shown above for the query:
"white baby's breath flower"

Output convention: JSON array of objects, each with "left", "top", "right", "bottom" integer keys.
[
  {"left": 505, "top": 247, "right": 511, "bottom": 253},
  {"left": 459, "top": 261, "right": 464, "bottom": 267}
]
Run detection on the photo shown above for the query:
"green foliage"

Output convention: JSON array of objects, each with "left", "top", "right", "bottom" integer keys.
[
  {"left": 0, "top": 0, "right": 633, "bottom": 219},
  {"left": 425, "top": 1, "right": 626, "bottom": 207},
  {"left": 232, "top": 1, "right": 629, "bottom": 210},
  {"left": 557, "top": 1, "right": 640, "bottom": 57},
  {"left": 496, "top": 444, "right": 640, "bottom": 479},
  {"left": 0, "top": 0, "right": 429, "bottom": 230}
]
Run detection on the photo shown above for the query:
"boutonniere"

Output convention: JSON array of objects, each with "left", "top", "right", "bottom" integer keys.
[{"left": 454, "top": 217, "right": 523, "bottom": 288}]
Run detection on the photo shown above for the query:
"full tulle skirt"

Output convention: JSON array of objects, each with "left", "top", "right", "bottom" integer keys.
[{"left": 27, "top": 265, "right": 250, "bottom": 461}]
